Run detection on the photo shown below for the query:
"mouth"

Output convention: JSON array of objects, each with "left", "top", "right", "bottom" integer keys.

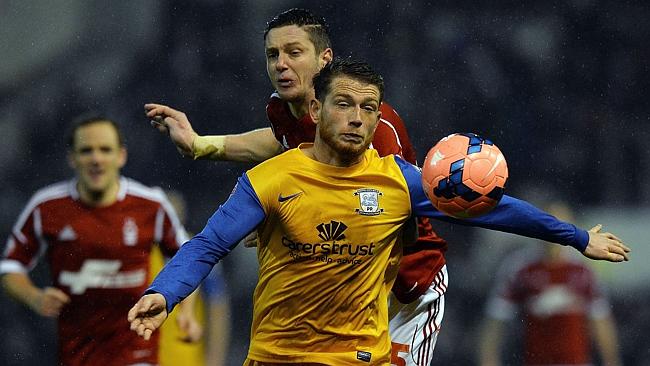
[
  {"left": 276, "top": 78, "right": 295, "bottom": 88},
  {"left": 341, "top": 133, "right": 364, "bottom": 143},
  {"left": 88, "top": 169, "right": 105, "bottom": 182}
]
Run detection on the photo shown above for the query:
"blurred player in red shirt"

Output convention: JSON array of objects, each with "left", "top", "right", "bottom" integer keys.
[
  {"left": 145, "top": 8, "right": 447, "bottom": 365},
  {"left": 0, "top": 116, "right": 200, "bottom": 366},
  {"left": 478, "top": 202, "right": 623, "bottom": 366}
]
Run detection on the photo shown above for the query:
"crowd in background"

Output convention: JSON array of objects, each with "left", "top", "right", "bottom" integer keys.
[{"left": 1, "top": 0, "right": 648, "bottom": 364}]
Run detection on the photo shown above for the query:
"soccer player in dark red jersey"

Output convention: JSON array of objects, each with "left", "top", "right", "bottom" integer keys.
[
  {"left": 478, "top": 202, "right": 623, "bottom": 366},
  {"left": 0, "top": 116, "right": 200, "bottom": 366},
  {"left": 145, "top": 9, "right": 447, "bottom": 365}
]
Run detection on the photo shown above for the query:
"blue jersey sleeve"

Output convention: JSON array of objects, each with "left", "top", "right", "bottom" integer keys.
[
  {"left": 146, "top": 173, "right": 265, "bottom": 313},
  {"left": 394, "top": 156, "right": 589, "bottom": 252}
]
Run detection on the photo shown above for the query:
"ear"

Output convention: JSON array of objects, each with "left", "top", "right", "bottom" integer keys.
[
  {"left": 370, "top": 110, "right": 381, "bottom": 135},
  {"left": 319, "top": 48, "right": 333, "bottom": 68},
  {"left": 117, "top": 147, "right": 127, "bottom": 169},
  {"left": 309, "top": 99, "right": 321, "bottom": 125}
]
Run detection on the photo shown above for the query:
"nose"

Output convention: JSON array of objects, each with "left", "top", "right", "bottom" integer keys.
[
  {"left": 89, "top": 149, "right": 103, "bottom": 163},
  {"left": 348, "top": 107, "right": 363, "bottom": 128},
  {"left": 275, "top": 53, "right": 289, "bottom": 71}
]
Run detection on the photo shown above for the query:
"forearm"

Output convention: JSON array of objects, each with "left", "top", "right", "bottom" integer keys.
[
  {"left": 592, "top": 317, "right": 623, "bottom": 366},
  {"left": 477, "top": 318, "right": 504, "bottom": 366},
  {"left": 193, "top": 128, "right": 283, "bottom": 162},
  {"left": 460, "top": 195, "right": 589, "bottom": 251},
  {"left": 1, "top": 272, "right": 41, "bottom": 309},
  {"left": 177, "top": 287, "right": 199, "bottom": 313},
  {"left": 205, "top": 299, "right": 230, "bottom": 365},
  {"left": 147, "top": 174, "right": 265, "bottom": 313},
  {"left": 396, "top": 156, "right": 589, "bottom": 250},
  {"left": 147, "top": 230, "right": 236, "bottom": 314}
]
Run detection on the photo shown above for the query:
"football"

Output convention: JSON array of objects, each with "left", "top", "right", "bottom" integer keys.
[{"left": 421, "top": 133, "right": 508, "bottom": 218}]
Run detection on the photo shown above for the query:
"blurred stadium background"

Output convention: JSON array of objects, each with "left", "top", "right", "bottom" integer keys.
[{"left": 1, "top": 1, "right": 648, "bottom": 364}]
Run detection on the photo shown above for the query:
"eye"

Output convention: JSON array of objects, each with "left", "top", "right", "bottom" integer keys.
[
  {"left": 337, "top": 101, "right": 350, "bottom": 108},
  {"left": 266, "top": 51, "right": 278, "bottom": 59},
  {"left": 362, "top": 103, "right": 379, "bottom": 112},
  {"left": 290, "top": 49, "right": 302, "bottom": 56}
]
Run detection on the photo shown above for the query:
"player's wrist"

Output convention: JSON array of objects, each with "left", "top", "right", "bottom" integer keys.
[
  {"left": 26, "top": 287, "right": 45, "bottom": 312},
  {"left": 192, "top": 135, "right": 226, "bottom": 160},
  {"left": 574, "top": 227, "right": 590, "bottom": 252}
]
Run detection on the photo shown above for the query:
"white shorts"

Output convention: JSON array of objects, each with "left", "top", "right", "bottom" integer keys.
[{"left": 388, "top": 265, "right": 448, "bottom": 366}]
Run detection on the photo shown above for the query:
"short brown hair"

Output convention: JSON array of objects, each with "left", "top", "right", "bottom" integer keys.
[
  {"left": 67, "top": 113, "right": 124, "bottom": 149},
  {"left": 264, "top": 8, "right": 332, "bottom": 54},
  {"left": 313, "top": 58, "right": 385, "bottom": 104}
]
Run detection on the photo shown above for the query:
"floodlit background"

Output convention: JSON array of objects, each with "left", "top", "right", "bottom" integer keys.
[{"left": 1, "top": 1, "right": 648, "bottom": 364}]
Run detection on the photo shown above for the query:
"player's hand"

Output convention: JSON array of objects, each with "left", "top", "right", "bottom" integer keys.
[
  {"left": 30, "top": 287, "right": 70, "bottom": 317},
  {"left": 128, "top": 293, "right": 169, "bottom": 341},
  {"left": 176, "top": 309, "right": 203, "bottom": 343},
  {"left": 144, "top": 103, "right": 198, "bottom": 158},
  {"left": 242, "top": 231, "right": 259, "bottom": 248},
  {"left": 582, "top": 224, "right": 631, "bottom": 262}
]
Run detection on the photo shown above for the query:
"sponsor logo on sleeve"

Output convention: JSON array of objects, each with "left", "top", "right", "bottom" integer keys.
[{"left": 357, "top": 351, "right": 372, "bottom": 362}]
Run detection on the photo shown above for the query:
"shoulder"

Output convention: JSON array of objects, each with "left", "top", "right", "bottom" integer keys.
[
  {"left": 248, "top": 148, "right": 300, "bottom": 178},
  {"left": 121, "top": 177, "right": 168, "bottom": 205},
  {"left": 25, "top": 180, "right": 74, "bottom": 209},
  {"left": 367, "top": 152, "right": 413, "bottom": 183},
  {"left": 390, "top": 155, "right": 419, "bottom": 176},
  {"left": 11, "top": 181, "right": 73, "bottom": 229},
  {"left": 266, "top": 92, "right": 285, "bottom": 113}
]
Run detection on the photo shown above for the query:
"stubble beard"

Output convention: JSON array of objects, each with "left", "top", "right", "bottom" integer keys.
[{"left": 319, "top": 123, "right": 370, "bottom": 165}]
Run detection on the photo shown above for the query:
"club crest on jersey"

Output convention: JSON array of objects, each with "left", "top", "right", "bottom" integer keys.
[
  {"left": 354, "top": 188, "right": 383, "bottom": 216},
  {"left": 122, "top": 217, "right": 138, "bottom": 246}
]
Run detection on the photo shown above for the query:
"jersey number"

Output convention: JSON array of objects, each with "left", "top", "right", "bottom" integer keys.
[{"left": 391, "top": 342, "right": 410, "bottom": 366}]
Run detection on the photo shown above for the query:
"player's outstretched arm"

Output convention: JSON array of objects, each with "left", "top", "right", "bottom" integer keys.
[
  {"left": 145, "top": 103, "right": 283, "bottom": 162},
  {"left": 582, "top": 224, "right": 631, "bottom": 262},
  {"left": 128, "top": 293, "right": 169, "bottom": 341}
]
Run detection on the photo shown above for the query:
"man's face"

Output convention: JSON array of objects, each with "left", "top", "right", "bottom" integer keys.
[
  {"left": 312, "top": 76, "right": 381, "bottom": 159},
  {"left": 265, "top": 25, "right": 331, "bottom": 104},
  {"left": 69, "top": 121, "right": 126, "bottom": 196}
]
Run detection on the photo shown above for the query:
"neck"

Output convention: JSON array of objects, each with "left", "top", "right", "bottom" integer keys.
[
  {"left": 287, "top": 90, "right": 315, "bottom": 119},
  {"left": 78, "top": 180, "right": 120, "bottom": 207}
]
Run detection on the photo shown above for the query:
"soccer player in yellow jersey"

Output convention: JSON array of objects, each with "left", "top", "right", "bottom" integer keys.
[{"left": 128, "top": 59, "right": 630, "bottom": 365}]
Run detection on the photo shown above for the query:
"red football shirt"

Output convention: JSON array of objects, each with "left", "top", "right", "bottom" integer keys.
[
  {"left": 1, "top": 178, "right": 188, "bottom": 366},
  {"left": 486, "top": 249, "right": 611, "bottom": 365},
  {"left": 266, "top": 93, "right": 448, "bottom": 303}
]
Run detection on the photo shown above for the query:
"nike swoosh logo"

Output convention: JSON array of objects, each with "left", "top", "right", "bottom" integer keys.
[
  {"left": 484, "top": 153, "right": 505, "bottom": 180},
  {"left": 278, "top": 192, "right": 303, "bottom": 203}
]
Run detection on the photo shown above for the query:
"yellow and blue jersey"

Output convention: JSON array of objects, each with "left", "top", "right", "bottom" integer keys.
[
  {"left": 245, "top": 146, "right": 413, "bottom": 365},
  {"left": 148, "top": 144, "right": 588, "bottom": 365}
]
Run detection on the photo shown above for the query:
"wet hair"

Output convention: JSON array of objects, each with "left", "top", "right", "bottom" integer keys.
[
  {"left": 66, "top": 113, "right": 124, "bottom": 149},
  {"left": 313, "top": 58, "right": 385, "bottom": 103},
  {"left": 264, "top": 8, "right": 331, "bottom": 53}
]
